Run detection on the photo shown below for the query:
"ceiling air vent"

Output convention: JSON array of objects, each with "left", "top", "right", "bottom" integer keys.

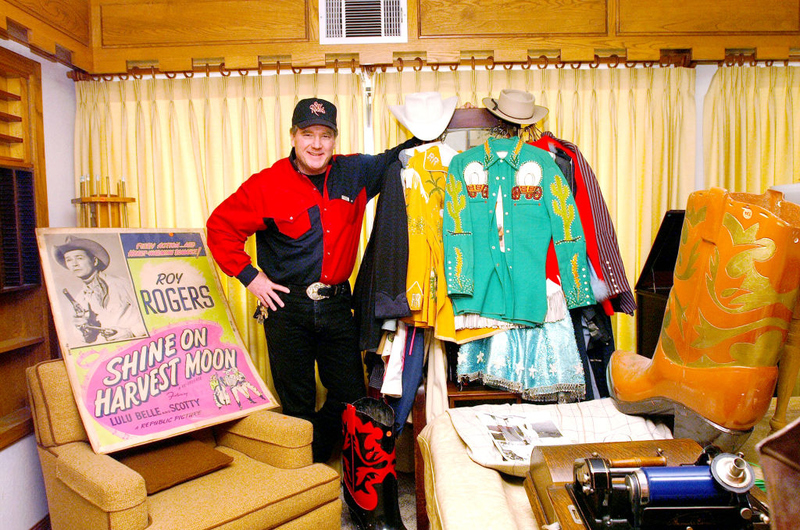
[{"left": 320, "top": 0, "right": 407, "bottom": 44}]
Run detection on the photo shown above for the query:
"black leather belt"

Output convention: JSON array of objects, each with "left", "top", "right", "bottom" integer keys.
[{"left": 290, "top": 282, "right": 348, "bottom": 301}]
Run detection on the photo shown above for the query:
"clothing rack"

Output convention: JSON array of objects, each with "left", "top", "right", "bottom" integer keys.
[{"left": 409, "top": 114, "right": 528, "bottom": 530}]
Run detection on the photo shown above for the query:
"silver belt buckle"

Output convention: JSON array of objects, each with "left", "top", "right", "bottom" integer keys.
[{"left": 306, "top": 282, "right": 329, "bottom": 301}]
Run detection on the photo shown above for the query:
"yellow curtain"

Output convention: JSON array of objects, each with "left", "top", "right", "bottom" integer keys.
[
  {"left": 372, "top": 66, "right": 696, "bottom": 352},
  {"left": 74, "top": 71, "right": 364, "bottom": 391},
  {"left": 704, "top": 65, "right": 800, "bottom": 193}
]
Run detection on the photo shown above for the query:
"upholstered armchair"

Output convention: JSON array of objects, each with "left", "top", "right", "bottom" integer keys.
[{"left": 26, "top": 359, "right": 341, "bottom": 530}]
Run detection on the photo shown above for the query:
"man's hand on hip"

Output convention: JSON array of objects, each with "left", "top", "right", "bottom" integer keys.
[{"left": 246, "top": 271, "right": 290, "bottom": 311}]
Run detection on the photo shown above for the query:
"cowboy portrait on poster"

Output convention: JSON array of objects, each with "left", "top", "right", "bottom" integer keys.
[
  {"left": 37, "top": 228, "right": 276, "bottom": 454},
  {"left": 52, "top": 234, "right": 147, "bottom": 345}
]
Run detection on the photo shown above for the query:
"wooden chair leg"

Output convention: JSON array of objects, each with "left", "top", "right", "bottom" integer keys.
[
  {"left": 413, "top": 383, "right": 429, "bottom": 530},
  {"left": 771, "top": 316, "right": 800, "bottom": 432}
]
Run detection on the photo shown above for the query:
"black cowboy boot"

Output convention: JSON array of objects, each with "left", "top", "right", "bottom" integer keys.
[{"left": 341, "top": 397, "right": 407, "bottom": 530}]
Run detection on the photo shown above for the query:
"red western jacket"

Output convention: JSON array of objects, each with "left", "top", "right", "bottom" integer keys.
[{"left": 206, "top": 140, "right": 416, "bottom": 287}]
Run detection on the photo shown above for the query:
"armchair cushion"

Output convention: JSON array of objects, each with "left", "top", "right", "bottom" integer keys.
[
  {"left": 52, "top": 441, "right": 147, "bottom": 512},
  {"left": 215, "top": 409, "right": 314, "bottom": 469},
  {"left": 115, "top": 437, "right": 234, "bottom": 494},
  {"left": 27, "top": 360, "right": 88, "bottom": 447}
]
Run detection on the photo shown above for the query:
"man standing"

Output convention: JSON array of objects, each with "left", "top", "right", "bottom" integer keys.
[{"left": 206, "top": 98, "right": 416, "bottom": 462}]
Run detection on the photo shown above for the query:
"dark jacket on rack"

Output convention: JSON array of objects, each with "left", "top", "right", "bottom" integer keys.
[{"left": 352, "top": 160, "right": 411, "bottom": 351}]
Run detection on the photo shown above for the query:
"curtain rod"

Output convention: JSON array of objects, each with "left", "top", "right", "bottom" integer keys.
[{"left": 67, "top": 52, "right": 796, "bottom": 82}]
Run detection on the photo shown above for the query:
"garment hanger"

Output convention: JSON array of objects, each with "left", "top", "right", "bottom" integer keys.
[
  {"left": 489, "top": 122, "right": 517, "bottom": 139},
  {"left": 518, "top": 123, "right": 542, "bottom": 142}
]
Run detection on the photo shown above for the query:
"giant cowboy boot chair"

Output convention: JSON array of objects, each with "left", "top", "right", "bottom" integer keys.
[
  {"left": 342, "top": 397, "right": 407, "bottom": 530},
  {"left": 609, "top": 187, "right": 800, "bottom": 452}
]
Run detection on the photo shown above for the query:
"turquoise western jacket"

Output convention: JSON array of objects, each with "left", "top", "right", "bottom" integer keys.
[{"left": 443, "top": 137, "right": 595, "bottom": 325}]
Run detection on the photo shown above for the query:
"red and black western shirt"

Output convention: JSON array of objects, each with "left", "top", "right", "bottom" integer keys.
[{"left": 206, "top": 140, "right": 417, "bottom": 287}]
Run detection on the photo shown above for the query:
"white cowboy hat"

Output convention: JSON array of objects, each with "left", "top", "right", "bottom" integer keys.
[
  {"left": 389, "top": 92, "right": 458, "bottom": 141},
  {"left": 482, "top": 89, "right": 548, "bottom": 125}
]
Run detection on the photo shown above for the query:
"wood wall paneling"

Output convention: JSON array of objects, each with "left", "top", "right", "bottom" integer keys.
[
  {"left": 3, "top": 1, "right": 800, "bottom": 84},
  {"left": 1, "top": 0, "right": 92, "bottom": 71},
  {"left": 617, "top": 0, "right": 800, "bottom": 34},
  {"left": 0, "top": 338, "right": 46, "bottom": 420},
  {"left": 84, "top": 0, "right": 800, "bottom": 72},
  {"left": 419, "top": 0, "right": 607, "bottom": 37},
  {"left": 99, "top": 0, "right": 308, "bottom": 47},
  {"left": 5, "top": 0, "right": 90, "bottom": 44}
]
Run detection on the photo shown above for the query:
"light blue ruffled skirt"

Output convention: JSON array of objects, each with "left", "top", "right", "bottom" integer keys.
[{"left": 456, "top": 315, "right": 585, "bottom": 402}]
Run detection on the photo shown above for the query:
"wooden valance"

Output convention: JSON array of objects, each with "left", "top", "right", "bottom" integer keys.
[{"left": 2, "top": 0, "right": 799, "bottom": 75}]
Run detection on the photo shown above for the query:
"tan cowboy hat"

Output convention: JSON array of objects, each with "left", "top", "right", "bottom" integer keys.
[
  {"left": 54, "top": 236, "right": 110, "bottom": 271},
  {"left": 389, "top": 92, "right": 458, "bottom": 141},
  {"left": 482, "top": 89, "right": 548, "bottom": 125}
]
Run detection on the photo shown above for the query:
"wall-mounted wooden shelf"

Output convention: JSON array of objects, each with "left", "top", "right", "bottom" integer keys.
[
  {"left": 0, "top": 133, "right": 23, "bottom": 144},
  {"left": 0, "top": 283, "right": 39, "bottom": 295},
  {"left": 0, "top": 112, "right": 22, "bottom": 123},
  {"left": 0, "top": 157, "right": 33, "bottom": 169},
  {"left": 0, "top": 90, "right": 21, "bottom": 102},
  {"left": 0, "top": 70, "right": 25, "bottom": 165},
  {"left": 0, "top": 407, "right": 32, "bottom": 450},
  {"left": 0, "top": 336, "right": 45, "bottom": 355}
]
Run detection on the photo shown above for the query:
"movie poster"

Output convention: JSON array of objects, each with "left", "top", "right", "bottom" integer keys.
[{"left": 37, "top": 228, "right": 277, "bottom": 454}]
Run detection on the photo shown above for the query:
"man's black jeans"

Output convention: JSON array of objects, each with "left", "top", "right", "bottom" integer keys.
[{"left": 263, "top": 284, "right": 367, "bottom": 462}]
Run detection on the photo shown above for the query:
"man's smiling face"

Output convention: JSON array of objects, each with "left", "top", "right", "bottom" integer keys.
[{"left": 291, "top": 124, "right": 335, "bottom": 175}]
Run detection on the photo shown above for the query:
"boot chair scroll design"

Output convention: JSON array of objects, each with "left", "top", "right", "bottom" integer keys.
[
  {"left": 609, "top": 187, "right": 800, "bottom": 452},
  {"left": 342, "top": 397, "right": 407, "bottom": 530}
]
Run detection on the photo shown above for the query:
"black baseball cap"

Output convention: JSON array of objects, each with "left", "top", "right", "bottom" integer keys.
[{"left": 292, "top": 98, "right": 337, "bottom": 132}]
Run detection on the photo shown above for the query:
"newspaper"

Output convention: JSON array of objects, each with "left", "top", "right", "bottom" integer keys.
[{"left": 476, "top": 411, "right": 571, "bottom": 461}]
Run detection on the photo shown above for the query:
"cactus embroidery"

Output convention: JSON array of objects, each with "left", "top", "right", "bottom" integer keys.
[
  {"left": 550, "top": 174, "right": 578, "bottom": 243},
  {"left": 446, "top": 174, "right": 467, "bottom": 234},
  {"left": 570, "top": 254, "right": 583, "bottom": 302},
  {"left": 451, "top": 247, "right": 473, "bottom": 292}
]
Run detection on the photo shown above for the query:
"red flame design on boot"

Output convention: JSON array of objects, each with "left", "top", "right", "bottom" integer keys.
[{"left": 342, "top": 403, "right": 397, "bottom": 511}]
